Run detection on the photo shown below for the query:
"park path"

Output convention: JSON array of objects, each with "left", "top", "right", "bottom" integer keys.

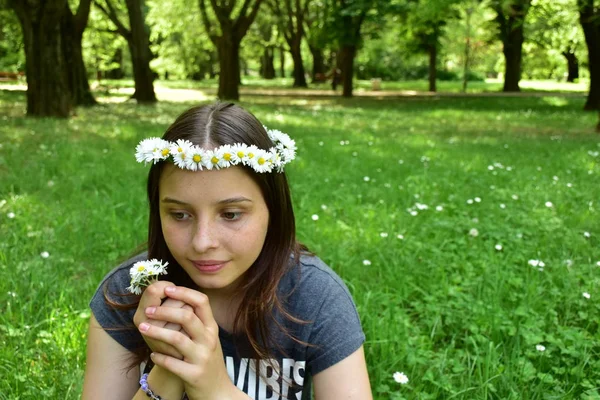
[{"left": 0, "top": 83, "right": 586, "bottom": 102}]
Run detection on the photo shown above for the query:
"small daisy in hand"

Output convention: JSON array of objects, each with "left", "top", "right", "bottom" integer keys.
[{"left": 127, "top": 259, "right": 169, "bottom": 295}]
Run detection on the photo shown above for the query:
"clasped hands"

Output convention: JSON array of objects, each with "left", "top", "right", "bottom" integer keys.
[{"left": 133, "top": 281, "right": 235, "bottom": 400}]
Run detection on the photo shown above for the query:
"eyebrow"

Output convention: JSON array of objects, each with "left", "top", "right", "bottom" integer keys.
[{"left": 161, "top": 196, "right": 253, "bottom": 206}]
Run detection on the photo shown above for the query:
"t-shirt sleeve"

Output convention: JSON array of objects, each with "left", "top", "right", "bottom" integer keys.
[
  {"left": 303, "top": 267, "right": 366, "bottom": 376},
  {"left": 89, "top": 258, "right": 145, "bottom": 352}
]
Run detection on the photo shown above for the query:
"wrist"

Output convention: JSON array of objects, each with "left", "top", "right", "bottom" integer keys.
[{"left": 143, "top": 365, "right": 185, "bottom": 400}]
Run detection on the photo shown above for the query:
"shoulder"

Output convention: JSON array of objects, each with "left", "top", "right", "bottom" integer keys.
[{"left": 280, "top": 253, "right": 360, "bottom": 319}]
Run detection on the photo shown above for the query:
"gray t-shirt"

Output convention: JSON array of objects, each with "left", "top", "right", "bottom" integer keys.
[{"left": 90, "top": 253, "right": 365, "bottom": 400}]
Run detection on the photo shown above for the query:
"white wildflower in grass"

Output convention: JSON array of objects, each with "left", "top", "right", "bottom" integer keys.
[
  {"left": 363, "top": 260, "right": 372, "bottom": 266},
  {"left": 0, "top": 199, "right": 6, "bottom": 208},
  {"left": 512, "top": 194, "right": 519, "bottom": 200},
  {"left": 436, "top": 205, "right": 443, "bottom": 211},
  {"left": 583, "top": 292, "right": 591, "bottom": 299},
  {"left": 597, "top": 261, "right": 600, "bottom": 267},
  {"left": 7, "top": 212, "right": 15, "bottom": 219},
  {"left": 545, "top": 201, "right": 553, "bottom": 208},
  {"left": 506, "top": 166, "right": 513, "bottom": 171},
  {"left": 469, "top": 228, "right": 479, "bottom": 237},
  {"left": 488, "top": 165, "right": 494, "bottom": 170},
  {"left": 553, "top": 176, "right": 559, "bottom": 181},
  {"left": 564, "top": 259, "right": 574, "bottom": 268},
  {"left": 584, "top": 232, "right": 591, "bottom": 238},
  {"left": 318, "top": 141, "right": 324, "bottom": 146},
  {"left": 380, "top": 232, "right": 389, "bottom": 238},
  {"left": 415, "top": 203, "right": 428, "bottom": 210},
  {"left": 528, "top": 260, "right": 545, "bottom": 268},
  {"left": 500, "top": 204, "right": 506, "bottom": 209},
  {"left": 490, "top": 185, "right": 496, "bottom": 190},
  {"left": 40, "top": 251, "right": 50, "bottom": 258},
  {"left": 536, "top": 344, "right": 546, "bottom": 352},
  {"left": 409, "top": 210, "right": 418, "bottom": 216},
  {"left": 516, "top": 232, "right": 523, "bottom": 239},
  {"left": 363, "top": 176, "right": 370, "bottom": 182},
  {"left": 398, "top": 159, "right": 404, "bottom": 164},
  {"left": 127, "top": 259, "right": 169, "bottom": 295},
  {"left": 393, "top": 372, "right": 409, "bottom": 385},
  {"left": 567, "top": 183, "right": 573, "bottom": 188},
  {"left": 321, "top": 204, "right": 327, "bottom": 210},
  {"left": 475, "top": 197, "right": 482, "bottom": 203},
  {"left": 47, "top": 180, "right": 55, "bottom": 187},
  {"left": 495, "top": 244, "right": 503, "bottom": 251},
  {"left": 467, "top": 199, "right": 474, "bottom": 205},
  {"left": 397, "top": 234, "right": 404, "bottom": 240},
  {"left": 311, "top": 214, "right": 319, "bottom": 221}
]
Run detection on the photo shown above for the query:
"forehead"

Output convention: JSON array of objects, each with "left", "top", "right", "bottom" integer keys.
[{"left": 158, "top": 165, "right": 264, "bottom": 203}]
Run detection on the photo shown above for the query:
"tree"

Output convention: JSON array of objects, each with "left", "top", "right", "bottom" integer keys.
[
  {"left": 577, "top": 0, "right": 600, "bottom": 111},
  {"left": 331, "top": 0, "right": 374, "bottom": 97},
  {"left": 198, "top": 0, "right": 264, "bottom": 100},
  {"left": 526, "top": 0, "right": 583, "bottom": 82},
  {"left": 490, "top": 0, "right": 532, "bottom": 92},
  {"left": 95, "top": 0, "right": 157, "bottom": 103},
  {"left": 304, "top": 0, "right": 333, "bottom": 82},
  {"left": 62, "top": 0, "right": 96, "bottom": 106},
  {"left": 8, "top": 0, "right": 72, "bottom": 117},
  {"left": 268, "top": 0, "right": 312, "bottom": 87}
]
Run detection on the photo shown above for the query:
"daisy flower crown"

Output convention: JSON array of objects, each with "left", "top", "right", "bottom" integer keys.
[{"left": 135, "top": 126, "right": 296, "bottom": 173}]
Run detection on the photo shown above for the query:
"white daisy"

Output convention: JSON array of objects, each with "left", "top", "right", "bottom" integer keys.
[
  {"left": 230, "top": 144, "right": 247, "bottom": 164},
  {"left": 536, "top": 344, "right": 546, "bottom": 352},
  {"left": 251, "top": 149, "right": 273, "bottom": 173},
  {"left": 583, "top": 292, "right": 591, "bottom": 299},
  {"left": 40, "top": 251, "right": 50, "bottom": 258},
  {"left": 495, "top": 244, "right": 503, "bottom": 251},
  {"left": 362, "top": 259, "right": 372, "bottom": 266},
  {"left": 243, "top": 145, "right": 259, "bottom": 166},
  {"left": 584, "top": 232, "right": 591, "bottom": 238},
  {"left": 185, "top": 146, "right": 206, "bottom": 171},
  {"left": 393, "top": 372, "right": 409, "bottom": 385},
  {"left": 215, "top": 145, "right": 234, "bottom": 169},
  {"left": 469, "top": 228, "right": 479, "bottom": 237},
  {"left": 204, "top": 149, "right": 219, "bottom": 170},
  {"left": 311, "top": 214, "right": 319, "bottom": 221},
  {"left": 545, "top": 201, "right": 553, "bottom": 208}
]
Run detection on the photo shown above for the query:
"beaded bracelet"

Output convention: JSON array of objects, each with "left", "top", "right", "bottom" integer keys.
[{"left": 140, "top": 373, "right": 163, "bottom": 400}]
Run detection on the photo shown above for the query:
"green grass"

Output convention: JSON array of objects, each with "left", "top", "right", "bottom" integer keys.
[{"left": 0, "top": 86, "right": 599, "bottom": 399}]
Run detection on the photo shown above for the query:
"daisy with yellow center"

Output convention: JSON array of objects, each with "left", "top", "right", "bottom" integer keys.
[{"left": 127, "top": 259, "right": 169, "bottom": 295}]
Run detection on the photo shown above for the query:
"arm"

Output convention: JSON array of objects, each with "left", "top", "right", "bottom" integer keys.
[{"left": 313, "top": 346, "right": 372, "bottom": 400}]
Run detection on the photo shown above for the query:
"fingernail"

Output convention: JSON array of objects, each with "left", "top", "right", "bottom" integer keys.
[
  {"left": 139, "top": 322, "right": 150, "bottom": 332},
  {"left": 165, "top": 286, "right": 176, "bottom": 293},
  {"left": 146, "top": 307, "right": 156, "bottom": 315}
]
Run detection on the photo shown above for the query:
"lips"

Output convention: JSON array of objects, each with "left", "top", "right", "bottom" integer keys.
[{"left": 191, "top": 260, "right": 228, "bottom": 273}]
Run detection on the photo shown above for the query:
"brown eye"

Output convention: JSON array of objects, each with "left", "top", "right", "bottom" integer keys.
[{"left": 222, "top": 211, "right": 242, "bottom": 221}]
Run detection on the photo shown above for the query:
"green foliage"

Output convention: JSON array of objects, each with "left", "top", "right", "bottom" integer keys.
[
  {"left": 0, "top": 7, "right": 24, "bottom": 72},
  {"left": 0, "top": 85, "right": 599, "bottom": 398}
]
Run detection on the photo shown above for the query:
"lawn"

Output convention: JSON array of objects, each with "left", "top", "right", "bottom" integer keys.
[{"left": 0, "top": 86, "right": 599, "bottom": 399}]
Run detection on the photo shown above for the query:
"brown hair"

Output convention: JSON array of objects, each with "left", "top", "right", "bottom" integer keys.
[{"left": 108, "top": 102, "right": 309, "bottom": 370}]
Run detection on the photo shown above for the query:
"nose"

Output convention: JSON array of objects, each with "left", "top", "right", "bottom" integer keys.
[{"left": 191, "top": 218, "right": 219, "bottom": 253}]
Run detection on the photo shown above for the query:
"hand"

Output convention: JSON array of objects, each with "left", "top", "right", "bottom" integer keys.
[
  {"left": 133, "top": 281, "right": 192, "bottom": 359},
  {"left": 138, "top": 286, "right": 236, "bottom": 400}
]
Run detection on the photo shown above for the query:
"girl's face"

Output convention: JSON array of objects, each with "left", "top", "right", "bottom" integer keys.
[{"left": 158, "top": 164, "right": 270, "bottom": 295}]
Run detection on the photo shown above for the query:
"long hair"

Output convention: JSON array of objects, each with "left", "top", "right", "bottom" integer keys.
[{"left": 115, "top": 102, "right": 309, "bottom": 369}]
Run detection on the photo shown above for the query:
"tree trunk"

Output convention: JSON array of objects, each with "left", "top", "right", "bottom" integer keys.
[
  {"left": 279, "top": 46, "right": 285, "bottom": 78},
  {"left": 261, "top": 47, "right": 275, "bottom": 79},
  {"left": 290, "top": 44, "right": 307, "bottom": 87},
  {"left": 579, "top": 0, "right": 600, "bottom": 111},
  {"left": 10, "top": 0, "right": 71, "bottom": 117},
  {"left": 61, "top": 2, "right": 95, "bottom": 107},
  {"left": 502, "top": 20, "right": 524, "bottom": 92},
  {"left": 125, "top": 0, "right": 156, "bottom": 103},
  {"left": 428, "top": 43, "right": 437, "bottom": 92},
  {"left": 339, "top": 45, "right": 356, "bottom": 98},
  {"left": 217, "top": 37, "right": 241, "bottom": 100},
  {"left": 309, "top": 44, "right": 326, "bottom": 83},
  {"left": 562, "top": 51, "right": 579, "bottom": 82}
]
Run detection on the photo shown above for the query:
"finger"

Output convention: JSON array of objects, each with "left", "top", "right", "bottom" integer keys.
[
  {"left": 164, "top": 286, "right": 218, "bottom": 332},
  {"left": 150, "top": 352, "right": 195, "bottom": 382},
  {"left": 133, "top": 281, "right": 176, "bottom": 328},
  {"left": 146, "top": 305, "right": 204, "bottom": 341},
  {"left": 139, "top": 322, "right": 194, "bottom": 357},
  {"left": 160, "top": 299, "right": 187, "bottom": 332}
]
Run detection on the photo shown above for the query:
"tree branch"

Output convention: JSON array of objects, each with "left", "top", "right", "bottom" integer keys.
[
  {"left": 199, "top": 0, "right": 218, "bottom": 44},
  {"left": 94, "top": 0, "right": 130, "bottom": 39}
]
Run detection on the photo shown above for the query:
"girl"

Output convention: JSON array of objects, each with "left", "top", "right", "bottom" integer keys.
[{"left": 82, "top": 102, "right": 372, "bottom": 400}]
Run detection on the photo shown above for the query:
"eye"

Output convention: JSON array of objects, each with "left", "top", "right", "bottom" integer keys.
[
  {"left": 170, "top": 211, "right": 191, "bottom": 221},
  {"left": 222, "top": 211, "right": 242, "bottom": 221}
]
